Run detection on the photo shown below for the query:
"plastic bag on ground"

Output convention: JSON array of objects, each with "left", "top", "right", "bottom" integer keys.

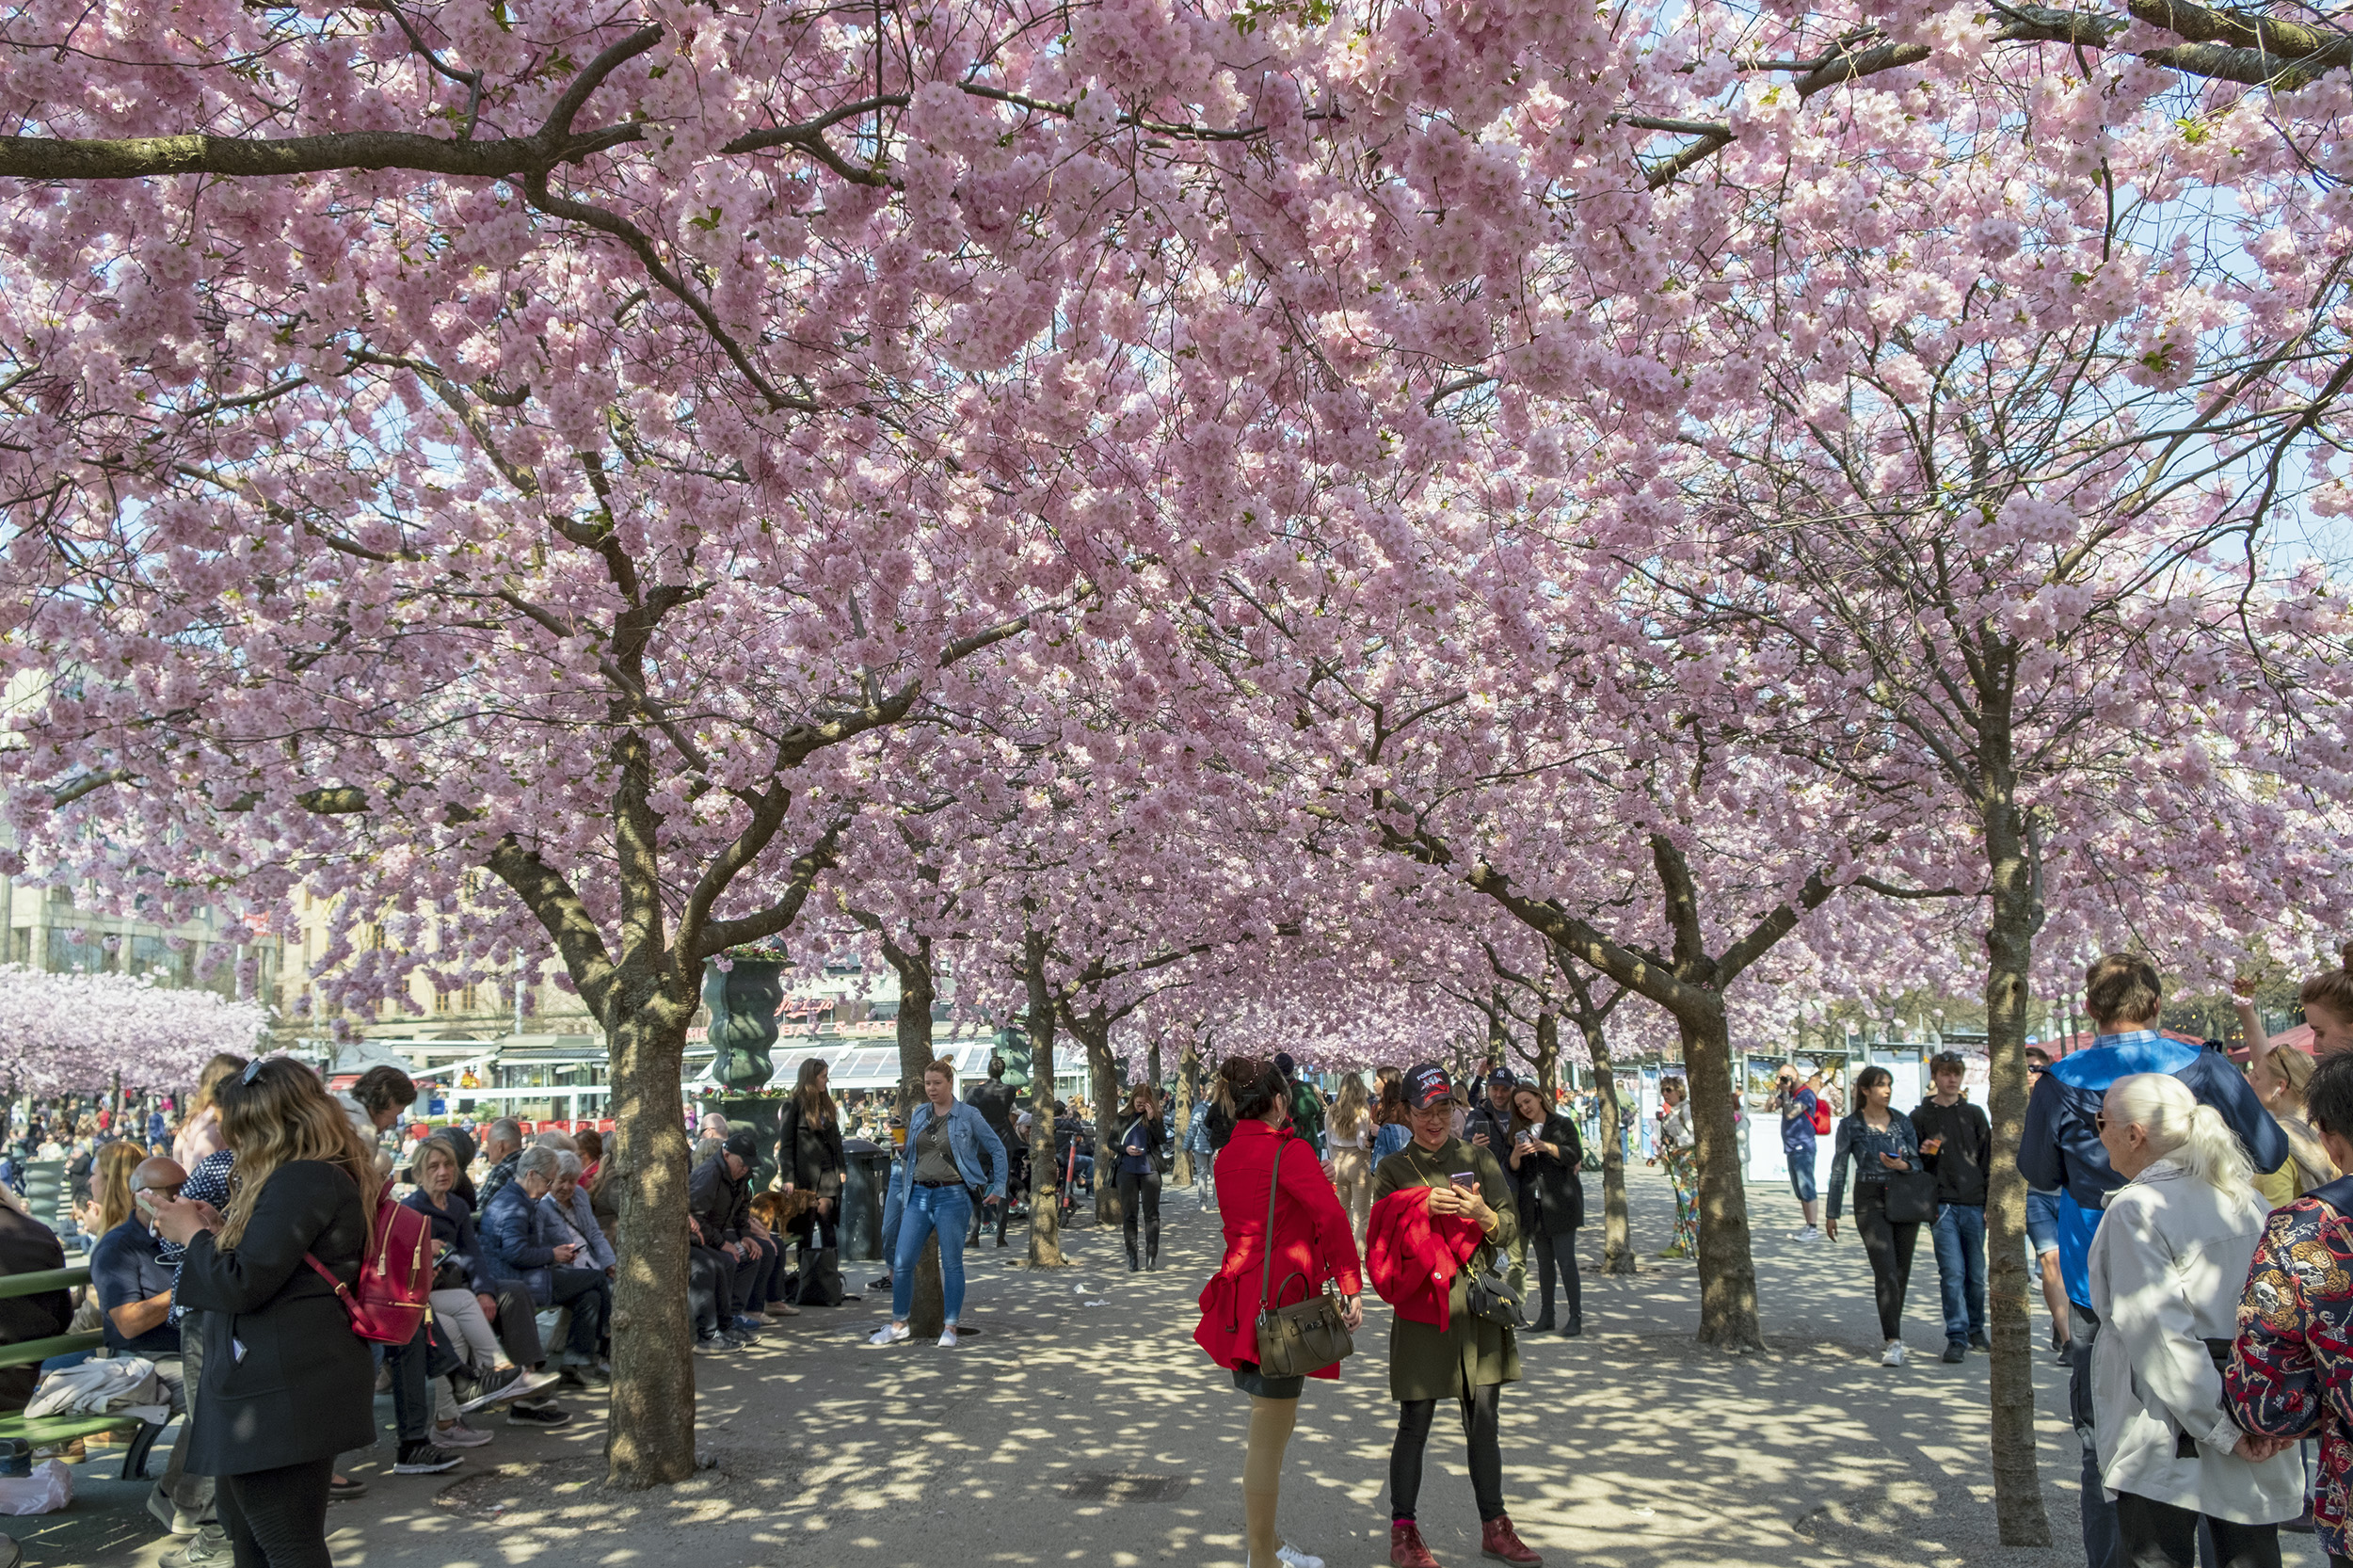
[{"left": 0, "top": 1459, "right": 73, "bottom": 1515}]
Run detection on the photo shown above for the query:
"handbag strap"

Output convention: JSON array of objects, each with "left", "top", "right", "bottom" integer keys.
[{"left": 1259, "top": 1134, "right": 1290, "bottom": 1315}]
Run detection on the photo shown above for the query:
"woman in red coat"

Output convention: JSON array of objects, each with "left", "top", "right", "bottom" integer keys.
[{"left": 1195, "top": 1056, "right": 1366, "bottom": 1568}]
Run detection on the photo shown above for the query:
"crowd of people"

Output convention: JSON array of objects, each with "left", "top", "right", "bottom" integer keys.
[{"left": 8, "top": 940, "right": 2353, "bottom": 1568}]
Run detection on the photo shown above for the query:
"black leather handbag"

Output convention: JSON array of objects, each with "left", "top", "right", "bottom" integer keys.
[
  {"left": 1253, "top": 1140, "right": 1354, "bottom": 1378},
  {"left": 1465, "top": 1266, "right": 1528, "bottom": 1328},
  {"left": 1883, "top": 1168, "right": 1941, "bottom": 1225}
]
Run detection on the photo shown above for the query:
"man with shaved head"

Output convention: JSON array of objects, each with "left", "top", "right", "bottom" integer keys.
[{"left": 97, "top": 1156, "right": 216, "bottom": 1543}]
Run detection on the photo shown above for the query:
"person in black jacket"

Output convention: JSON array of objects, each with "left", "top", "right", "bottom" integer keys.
[
  {"left": 1465, "top": 1070, "right": 1529, "bottom": 1294},
  {"left": 690, "top": 1131, "right": 780, "bottom": 1333},
  {"left": 147, "top": 1058, "right": 403, "bottom": 1568},
  {"left": 1112, "top": 1085, "right": 1166, "bottom": 1272},
  {"left": 0, "top": 1189, "right": 70, "bottom": 1414},
  {"left": 775, "top": 1060, "right": 845, "bottom": 1294},
  {"left": 1507, "top": 1084, "right": 1587, "bottom": 1336},
  {"left": 1913, "top": 1051, "right": 1992, "bottom": 1365},
  {"left": 964, "top": 1057, "right": 1023, "bottom": 1248}
]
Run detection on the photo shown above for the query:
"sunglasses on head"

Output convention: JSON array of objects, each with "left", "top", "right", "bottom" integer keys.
[{"left": 240, "top": 1058, "right": 267, "bottom": 1085}]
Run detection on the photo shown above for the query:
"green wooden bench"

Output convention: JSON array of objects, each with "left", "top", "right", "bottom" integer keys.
[{"left": 0, "top": 1266, "right": 167, "bottom": 1480}]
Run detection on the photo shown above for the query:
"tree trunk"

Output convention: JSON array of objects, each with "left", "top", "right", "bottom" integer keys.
[
  {"left": 1584, "top": 1021, "right": 1635, "bottom": 1275},
  {"left": 1175, "top": 1037, "right": 1201, "bottom": 1187},
  {"left": 1080, "top": 1016, "right": 1126, "bottom": 1228},
  {"left": 1020, "top": 932, "right": 1068, "bottom": 1267},
  {"left": 1532, "top": 1010, "right": 1560, "bottom": 1096},
  {"left": 1981, "top": 760, "right": 2054, "bottom": 1544},
  {"left": 1680, "top": 1003, "right": 1762, "bottom": 1350},
  {"left": 884, "top": 936, "right": 945, "bottom": 1337},
  {"left": 603, "top": 1002, "right": 697, "bottom": 1487}
]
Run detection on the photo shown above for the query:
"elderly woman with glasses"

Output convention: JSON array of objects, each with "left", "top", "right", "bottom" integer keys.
[{"left": 481, "top": 1145, "right": 610, "bottom": 1386}]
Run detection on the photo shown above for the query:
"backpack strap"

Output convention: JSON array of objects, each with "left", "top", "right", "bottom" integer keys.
[{"left": 302, "top": 1253, "right": 350, "bottom": 1298}]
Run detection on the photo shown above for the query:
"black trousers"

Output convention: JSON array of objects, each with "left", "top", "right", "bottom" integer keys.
[
  {"left": 484, "top": 1280, "right": 544, "bottom": 1368},
  {"left": 218, "top": 1455, "right": 335, "bottom": 1568},
  {"left": 549, "top": 1267, "right": 609, "bottom": 1357},
  {"left": 1118, "top": 1170, "right": 1161, "bottom": 1264},
  {"left": 1853, "top": 1185, "right": 1920, "bottom": 1341},
  {"left": 687, "top": 1245, "right": 729, "bottom": 1336},
  {"left": 1390, "top": 1383, "right": 1506, "bottom": 1524},
  {"left": 1531, "top": 1226, "right": 1581, "bottom": 1323},
  {"left": 2113, "top": 1491, "right": 2280, "bottom": 1568}
]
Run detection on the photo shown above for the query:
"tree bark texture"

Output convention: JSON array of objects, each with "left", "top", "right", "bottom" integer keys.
[
  {"left": 1076, "top": 1011, "right": 1127, "bottom": 1229},
  {"left": 1585, "top": 1023, "right": 1635, "bottom": 1275},
  {"left": 1020, "top": 932, "right": 1068, "bottom": 1267},
  {"left": 1980, "top": 735, "right": 2054, "bottom": 1544},
  {"left": 1678, "top": 1004, "right": 1763, "bottom": 1350},
  {"left": 602, "top": 1004, "right": 697, "bottom": 1486},
  {"left": 1175, "top": 1038, "right": 1202, "bottom": 1187}
]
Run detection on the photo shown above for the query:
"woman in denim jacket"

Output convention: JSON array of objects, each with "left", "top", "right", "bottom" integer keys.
[
  {"left": 869, "top": 1058, "right": 1007, "bottom": 1350},
  {"left": 1825, "top": 1065, "right": 1927, "bottom": 1366}
]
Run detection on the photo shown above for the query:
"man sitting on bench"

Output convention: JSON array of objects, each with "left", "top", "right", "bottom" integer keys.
[{"left": 95, "top": 1157, "right": 212, "bottom": 1538}]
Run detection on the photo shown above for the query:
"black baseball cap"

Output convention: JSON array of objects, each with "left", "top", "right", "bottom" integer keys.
[
  {"left": 723, "top": 1130, "right": 759, "bottom": 1161},
  {"left": 1273, "top": 1052, "right": 1297, "bottom": 1079},
  {"left": 1404, "top": 1063, "right": 1452, "bottom": 1110},
  {"left": 1486, "top": 1068, "right": 1515, "bottom": 1091}
]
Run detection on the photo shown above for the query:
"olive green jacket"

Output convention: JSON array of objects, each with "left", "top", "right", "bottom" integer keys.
[{"left": 1371, "top": 1136, "right": 1521, "bottom": 1401}]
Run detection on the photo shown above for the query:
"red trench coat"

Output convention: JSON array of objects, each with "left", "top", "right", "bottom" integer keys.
[{"left": 1194, "top": 1119, "right": 1366, "bottom": 1379}]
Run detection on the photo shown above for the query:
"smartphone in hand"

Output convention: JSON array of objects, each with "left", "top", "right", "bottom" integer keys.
[{"left": 1449, "top": 1172, "right": 1478, "bottom": 1192}]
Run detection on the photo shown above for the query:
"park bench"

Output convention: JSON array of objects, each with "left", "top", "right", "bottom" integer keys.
[{"left": 0, "top": 1266, "right": 167, "bottom": 1480}]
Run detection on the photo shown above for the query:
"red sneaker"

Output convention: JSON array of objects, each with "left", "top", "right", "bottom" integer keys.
[
  {"left": 1481, "top": 1515, "right": 1542, "bottom": 1566},
  {"left": 1390, "top": 1519, "right": 1440, "bottom": 1568}
]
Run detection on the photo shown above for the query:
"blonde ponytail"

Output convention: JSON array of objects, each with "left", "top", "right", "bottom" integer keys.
[{"left": 2108, "top": 1073, "right": 2253, "bottom": 1192}]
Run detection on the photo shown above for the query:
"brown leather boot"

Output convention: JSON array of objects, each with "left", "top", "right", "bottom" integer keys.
[
  {"left": 1480, "top": 1515, "right": 1541, "bottom": 1565},
  {"left": 1390, "top": 1520, "right": 1440, "bottom": 1568}
]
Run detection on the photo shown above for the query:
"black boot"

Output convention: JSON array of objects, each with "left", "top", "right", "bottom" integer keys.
[
  {"left": 1561, "top": 1317, "right": 1584, "bottom": 1337},
  {"left": 1530, "top": 1307, "right": 1557, "bottom": 1332}
]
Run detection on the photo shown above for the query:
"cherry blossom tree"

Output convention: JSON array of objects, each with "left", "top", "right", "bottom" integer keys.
[{"left": 0, "top": 965, "right": 270, "bottom": 1098}]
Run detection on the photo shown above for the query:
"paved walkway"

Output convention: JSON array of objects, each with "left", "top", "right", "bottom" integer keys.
[{"left": 17, "top": 1168, "right": 2329, "bottom": 1567}]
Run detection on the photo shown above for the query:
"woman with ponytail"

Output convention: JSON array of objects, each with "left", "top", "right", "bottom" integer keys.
[
  {"left": 2089, "top": 1073, "right": 2302, "bottom": 1567},
  {"left": 1193, "top": 1055, "right": 1365, "bottom": 1568}
]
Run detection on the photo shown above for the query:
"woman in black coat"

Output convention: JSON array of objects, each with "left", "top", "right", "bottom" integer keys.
[
  {"left": 775, "top": 1059, "right": 846, "bottom": 1260},
  {"left": 1506, "top": 1083, "right": 1587, "bottom": 1336},
  {"left": 151, "top": 1059, "right": 381, "bottom": 1568}
]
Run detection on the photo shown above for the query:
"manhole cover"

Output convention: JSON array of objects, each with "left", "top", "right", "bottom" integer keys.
[{"left": 1061, "top": 1472, "right": 1191, "bottom": 1503}]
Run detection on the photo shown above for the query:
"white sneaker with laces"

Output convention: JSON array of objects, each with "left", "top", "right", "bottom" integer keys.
[
  {"left": 1881, "top": 1340, "right": 1907, "bottom": 1367},
  {"left": 937, "top": 1326, "right": 959, "bottom": 1349},
  {"left": 1795, "top": 1225, "right": 1820, "bottom": 1241},
  {"left": 1275, "top": 1545, "right": 1325, "bottom": 1568},
  {"left": 867, "top": 1322, "right": 912, "bottom": 1348},
  {"left": 434, "top": 1420, "right": 494, "bottom": 1448}
]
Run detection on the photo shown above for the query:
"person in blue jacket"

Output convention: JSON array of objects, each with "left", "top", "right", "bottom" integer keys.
[
  {"left": 868, "top": 1058, "right": 1007, "bottom": 1351},
  {"left": 482, "top": 1145, "right": 610, "bottom": 1382},
  {"left": 2018, "top": 952, "right": 2285, "bottom": 1568}
]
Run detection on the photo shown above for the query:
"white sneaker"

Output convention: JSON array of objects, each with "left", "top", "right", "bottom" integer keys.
[
  {"left": 1795, "top": 1225, "right": 1820, "bottom": 1241},
  {"left": 1881, "top": 1340, "right": 1907, "bottom": 1367},
  {"left": 867, "top": 1322, "right": 911, "bottom": 1348},
  {"left": 1275, "top": 1546, "right": 1325, "bottom": 1568},
  {"left": 433, "top": 1421, "right": 494, "bottom": 1448},
  {"left": 937, "top": 1326, "right": 959, "bottom": 1349}
]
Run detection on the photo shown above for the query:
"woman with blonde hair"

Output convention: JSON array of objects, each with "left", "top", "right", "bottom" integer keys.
[
  {"left": 2247, "top": 1045, "right": 2335, "bottom": 1207},
  {"left": 1325, "top": 1072, "right": 1374, "bottom": 1241},
  {"left": 90, "top": 1140, "right": 144, "bottom": 1236},
  {"left": 149, "top": 1057, "right": 387, "bottom": 1567},
  {"left": 172, "top": 1052, "right": 248, "bottom": 1168},
  {"left": 2089, "top": 1072, "right": 2302, "bottom": 1567}
]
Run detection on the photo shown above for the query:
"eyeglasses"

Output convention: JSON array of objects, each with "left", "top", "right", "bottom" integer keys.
[{"left": 240, "top": 1058, "right": 267, "bottom": 1085}]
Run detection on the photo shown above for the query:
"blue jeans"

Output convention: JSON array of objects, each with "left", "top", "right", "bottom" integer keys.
[
  {"left": 891, "top": 1185, "right": 974, "bottom": 1324},
  {"left": 1932, "top": 1203, "right": 1988, "bottom": 1342}
]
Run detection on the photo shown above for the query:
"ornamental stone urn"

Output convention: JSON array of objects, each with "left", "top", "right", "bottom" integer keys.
[{"left": 701, "top": 956, "right": 786, "bottom": 1189}]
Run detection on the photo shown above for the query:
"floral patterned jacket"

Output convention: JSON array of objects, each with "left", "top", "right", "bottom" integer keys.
[{"left": 2224, "top": 1176, "right": 2353, "bottom": 1555}]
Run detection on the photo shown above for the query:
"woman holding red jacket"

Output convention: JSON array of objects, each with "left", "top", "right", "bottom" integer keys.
[{"left": 1194, "top": 1056, "right": 1366, "bottom": 1568}]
